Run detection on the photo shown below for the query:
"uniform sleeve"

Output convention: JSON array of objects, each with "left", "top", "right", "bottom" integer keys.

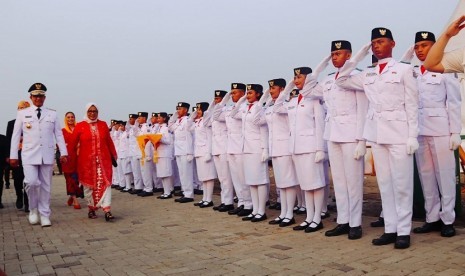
[
  {"left": 355, "top": 90, "right": 369, "bottom": 140},
  {"left": 314, "top": 100, "right": 325, "bottom": 151},
  {"left": 335, "top": 71, "right": 365, "bottom": 92},
  {"left": 159, "top": 127, "right": 172, "bottom": 145},
  {"left": 54, "top": 113, "right": 68, "bottom": 156},
  {"left": 442, "top": 48, "right": 465, "bottom": 74},
  {"left": 403, "top": 66, "right": 419, "bottom": 138},
  {"left": 203, "top": 110, "right": 213, "bottom": 127},
  {"left": 444, "top": 73, "right": 462, "bottom": 134},
  {"left": 9, "top": 113, "right": 22, "bottom": 159},
  {"left": 251, "top": 105, "right": 267, "bottom": 126},
  {"left": 206, "top": 127, "right": 213, "bottom": 155},
  {"left": 212, "top": 104, "right": 226, "bottom": 122}
]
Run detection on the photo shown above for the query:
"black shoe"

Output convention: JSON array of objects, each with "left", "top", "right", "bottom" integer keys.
[
  {"left": 242, "top": 214, "right": 255, "bottom": 221},
  {"left": 194, "top": 201, "right": 205, "bottom": 206},
  {"left": 153, "top": 188, "right": 164, "bottom": 193},
  {"left": 213, "top": 203, "right": 224, "bottom": 211},
  {"left": 293, "top": 221, "right": 311, "bottom": 231},
  {"left": 115, "top": 186, "right": 124, "bottom": 190},
  {"left": 139, "top": 191, "right": 154, "bottom": 197},
  {"left": 372, "top": 233, "right": 397, "bottom": 246},
  {"left": 370, "top": 217, "right": 385, "bottom": 227},
  {"left": 0, "top": 203, "right": 3, "bottom": 209},
  {"left": 269, "top": 217, "right": 284, "bottom": 225},
  {"left": 176, "top": 197, "right": 194, "bottom": 203},
  {"left": 295, "top": 207, "right": 306, "bottom": 215},
  {"left": 5, "top": 184, "right": 10, "bottom": 189},
  {"left": 199, "top": 201, "right": 214, "bottom": 208},
  {"left": 394, "top": 235, "right": 410, "bottom": 249},
  {"left": 233, "top": 196, "right": 238, "bottom": 203},
  {"left": 279, "top": 217, "right": 296, "bottom": 227},
  {"left": 194, "top": 189, "right": 203, "bottom": 195},
  {"left": 121, "top": 189, "right": 130, "bottom": 193},
  {"left": 441, "top": 224, "right": 456, "bottom": 237},
  {"left": 305, "top": 221, "right": 323, "bottom": 233},
  {"left": 16, "top": 197, "right": 24, "bottom": 209},
  {"left": 348, "top": 226, "right": 362, "bottom": 240},
  {"left": 321, "top": 212, "right": 330, "bottom": 219},
  {"left": 218, "top": 204, "right": 234, "bottom": 212},
  {"left": 237, "top": 208, "right": 253, "bottom": 217},
  {"left": 325, "top": 223, "right": 350, "bottom": 237},
  {"left": 251, "top": 213, "right": 267, "bottom": 222},
  {"left": 129, "top": 189, "right": 143, "bottom": 195},
  {"left": 158, "top": 194, "right": 172, "bottom": 199},
  {"left": 228, "top": 205, "right": 244, "bottom": 215},
  {"left": 174, "top": 190, "right": 184, "bottom": 197},
  {"left": 268, "top": 202, "right": 281, "bottom": 210},
  {"left": 413, "top": 221, "right": 442, "bottom": 233},
  {"left": 173, "top": 186, "right": 181, "bottom": 191}
]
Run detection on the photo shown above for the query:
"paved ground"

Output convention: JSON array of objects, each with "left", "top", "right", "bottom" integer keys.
[{"left": 1, "top": 175, "right": 465, "bottom": 276}]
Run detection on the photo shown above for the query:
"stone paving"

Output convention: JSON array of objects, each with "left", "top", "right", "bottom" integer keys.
[{"left": 1, "top": 175, "right": 465, "bottom": 276}]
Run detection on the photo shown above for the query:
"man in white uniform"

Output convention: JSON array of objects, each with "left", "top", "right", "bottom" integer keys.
[
  {"left": 336, "top": 28, "right": 419, "bottom": 249},
  {"left": 10, "top": 83, "right": 68, "bottom": 227},
  {"left": 127, "top": 114, "right": 144, "bottom": 195}
]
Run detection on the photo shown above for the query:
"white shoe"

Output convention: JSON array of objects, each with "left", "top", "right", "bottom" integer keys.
[
  {"left": 40, "top": 216, "right": 51, "bottom": 227},
  {"left": 28, "top": 209, "right": 40, "bottom": 225}
]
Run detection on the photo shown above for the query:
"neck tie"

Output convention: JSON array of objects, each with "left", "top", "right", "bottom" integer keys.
[
  {"left": 297, "top": 94, "right": 303, "bottom": 104},
  {"left": 379, "top": 63, "right": 387, "bottom": 74},
  {"left": 37, "top": 108, "right": 41, "bottom": 119},
  {"left": 248, "top": 103, "right": 253, "bottom": 111},
  {"left": 420, "top": 65, "right": 426, "bottom": 75}
]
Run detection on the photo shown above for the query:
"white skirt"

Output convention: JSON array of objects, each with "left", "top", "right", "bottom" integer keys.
[
  {"left": 120, "top": 157, "right": 132, "bottom": 174},
  {"left": 195, "top": 156, "right": 217, "bottom": 181},
  {"left": 272, "top": 156, "right": 298, "bottom": 188},
  {"left": 292, "top": 153, "right": 325, "bottom": 191},
  {"left": 156, "top": 157, "right": 173, "bottom": 178},
  {"left": 243, "top": 153, "right": 269, "bottom": 185}
]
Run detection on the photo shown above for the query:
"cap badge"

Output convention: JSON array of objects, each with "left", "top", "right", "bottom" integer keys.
[
  {"left": 421, "top": 32, "right": 428, "bottom": 39},
  {"left": 178, "top": 103, "right": 182, "bottom": 107},
  {"left": 379, "top": 29, "right": 386, "bottom": 36},
  {"left": 268, "top": 80, "right": 274, "bottom": 86},
  {"left": 335, "top": 42, "right": 342, "bottom": 49},
  {"left": 294, "top": 69, "right": 300, "bottom": 75},
  {"left": 34, "top": 83, "right": 42, "bottom": 90},
  {"left": 247, "top": 84, "right": 252, "bottom": 90},
  {"left": 197, "top": 104, "right": 201, "bottom": 109},
  {"left": 233, "top": 84, "right": 237, "bottom": 89},
  {"left": 215, "top": 91, "right": 220, "bottom": 96}
]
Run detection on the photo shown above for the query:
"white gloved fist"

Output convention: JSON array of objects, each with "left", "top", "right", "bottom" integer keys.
[
  {"left": 450, "top": 133, "right": 461, "bottom": 150},
  {"left": 314, "top": 151, "right": 325, "bottom": 163},
  {"left": 406, "top": 137, "right": 419, "bottom": 155},
  {"left": 312, "top": 54, "right": 331, "bottom": 77},
  {"left": 261, "top": 149, "right": 269, "bottom": 162},
  {"left": 186, "top": 154, "right": 194, "bottom": 162},
  {"left": 353, "top": 140, "right": 367, "bottom": 160},
  {"left": 353, "top": 42, "right": 372, "bottom": 63},
  {"left": 205, "top": 153, "right": 212, "bottom": 162},
  {"left": 220, "top": 92, "right": 231, "bottom": 105},
  {"left": 400, "top": 45, "right": 415, "bottom": 63}
]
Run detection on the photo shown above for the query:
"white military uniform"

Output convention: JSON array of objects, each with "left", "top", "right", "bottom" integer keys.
[
  {"left": 149, "top": 123, "right": 163, "bottom": 190},
  {"left": 10, "top": 105, "right": 67, "bottom": 219},
  {"left": 320, "top": 70, "right": 368, "bottom": 227},
  {"left": 156, "top": 123, "right": 175, "bottom": 195},
  {"left": 117, "top": 128, "right": 132, "bottom": 190},
  {"left": 220, "top": 102, "right": 252, "bottom": 209},
  {"left": 169, "top": 115, "right": 195, "bottom": 198},
  {"left": 128, "top": 122, "right": 144, "bottom": 190},
  {"left": 336, "top": 58, "right": 419, "bottom": 236},
  {"left": 139, "top": 122, "right": 154, "bottom": 193},
  {"left": 206, "top": 103, "right": 234, "bottom": 206},
  {"left": 415, "top": 65, "right": 461, "bottom": 225},
  {"left": 111, "top": 127, "right": 121, "bottom": 187}
]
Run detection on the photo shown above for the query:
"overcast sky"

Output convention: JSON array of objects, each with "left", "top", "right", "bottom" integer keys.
[{"left": 0, "top": 0, "right": 459, "bottom": 134}]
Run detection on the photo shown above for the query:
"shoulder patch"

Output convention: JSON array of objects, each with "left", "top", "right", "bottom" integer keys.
[
  {"left": 367, "top": 65, "right": 375, "bottom": 68},
  {"left": 46, "top": 107, "right": 56, "bottom": 111},
  {"left": 413, "top": 65, "right": 419, "bottom": 68},
  {"left": 328, "top": 72, "right": 336, "bottom": 76},
  {"left": 355, "top": 68, "right": 362, "bottom": 72},
  {"left": 400, "top": 61, "right": 411, "bottom": 65}
]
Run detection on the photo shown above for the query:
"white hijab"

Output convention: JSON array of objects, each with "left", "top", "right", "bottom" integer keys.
[{"left": 84, "top": 102, "right": 99, "bottom": 123}]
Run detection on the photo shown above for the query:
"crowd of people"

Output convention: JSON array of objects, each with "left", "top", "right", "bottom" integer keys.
[{"left": 2, "top": 17, "right": 465, "bottom": 251}]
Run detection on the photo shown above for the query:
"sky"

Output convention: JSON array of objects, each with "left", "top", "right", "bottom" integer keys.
[{"left": 0, "top": 0, "right": 460, "bottom": 134}]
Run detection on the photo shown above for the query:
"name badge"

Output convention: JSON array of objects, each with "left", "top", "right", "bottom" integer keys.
[
  {"left": 288, "top": 106, "right": 295, "bottom": 110},
  {"left": 25, "top": 116, "right": 32, "bottom": 118}
]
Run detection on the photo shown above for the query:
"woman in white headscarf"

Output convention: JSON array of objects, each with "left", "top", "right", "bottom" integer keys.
[{"left": 68, "top": 103, "right": 117, "bottom": 221}]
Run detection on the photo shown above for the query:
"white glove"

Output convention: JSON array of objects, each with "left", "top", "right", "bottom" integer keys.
[
  {"left": 450, "top": 133, "right": 461, "bottom": 150},
  {"left": 168, "top": 112, "right": 178, "bottom": 125},
  {"left": 406, "top": 137, "right": 419, "bottom": 155},
  {"left": 312, "top": 54, "right": 331, "bottom": 77},
  {"left": 186, "top": 154, "right": 194, "bottom": 162},
  {"left": 237, "top": 95, "right": 247, "bottom": 105},
  {"left": 188, "top": 110, "right": 197, "bottom": 121},
  {"left": 338, "top": 43, "right": 371, "bottom": 78},
  {"left": 261, "top": 149, "right": 269, "bottom": 162},
  {"left": 258, "top": 88, "right": 270, "bottom": 106},
  {"left": 276, "top": 79, "right": 295, "bottom": 103},
  {"left": 352, "top": 42, "right": 372, "bottom": 63},
  {"left": 205, "top": 153, "right": 212, "bottom": 162},
  {"left": 314, "top": 151, "right": 325, "bottom": 163},
  {"left": 220, "top": 92, "right": 231, "bottom": 105},
  {"left": 145, "top": 156, "right": 152, "bottom": 161},
  {"left": 400, "top": 45, "right": 415, "bottom": 64},
  {"left": 353, "top": 140, "right": 367, "bottom": 160}
]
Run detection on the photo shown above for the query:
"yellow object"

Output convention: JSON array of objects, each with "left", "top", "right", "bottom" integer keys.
[{"left": 136, "top": 134, "right": 162, "bottom": 164}]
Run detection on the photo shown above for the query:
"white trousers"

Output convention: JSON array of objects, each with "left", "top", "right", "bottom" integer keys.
[
  {"left": 130, "top": 157, "right": 143, "bottom": 190},
  {"left": 227, "top": 154, "right": 252, "bottom": 209},
  {"left": 23, "top": 164, "right": 53, "bottom": 217},
  {"left": 372, "top": 143, "right": 413, "bottom": 235},
  {"left": 112, "top": 166, "right": 120, "bottom": 185},
  {"left": 328, "top": 141, "right": 364, "bottom": 227},
  {"left": 117, "top": 158, "right": 126, "bottom": 188},
  {"left": 416, "top": 135, "right": 456, "bottom": 224},
  {"left": 141, "top": 159, "right": 154, "bottom": 192},
  {"left": 214, "top": 154, "right": 234, "bottom": 205},
  {"left": 175, "top": 155, "right": 194, "bottom": 198}
]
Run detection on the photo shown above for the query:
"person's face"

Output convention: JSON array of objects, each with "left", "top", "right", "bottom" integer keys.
[
  {"left": 371, "top": 38, "right": 395, "bottom": 60},
  {"left": 150, "top": 117, "right": 157, "bottom": 124},
  {"left": 331, "top": 50, "right": 352, "bottom": 68},
  {"left": 87, "top": 106, "right": 98, "bottom": 121},
  {"left": 30, "top": 94, "right": 46, "bottom": 107},
  {"left": 138, "top": 116, "right": 147, "bottom": 124},
  {"left": 196, "top": 108, "right": 203, "bottom": 118},
  {"left": 66, "top": 113, "right": 75, "bottom": 126},
  {"left": 294, "top": 74, "right": 307, "bottom": 90},
  {"left": 157, "top": 116, "right": 165, "bottom": 124},
  {"left": 269, "top": 85, "right": 284, "bottom": 100},
  {"left": 231, "top": 89, "right": 245, "bottom": 102},
  {"left": 214, "top": 97, "right": 222, "bottom": 104},
  {"left": 414, "top": 40, "right": 434, "bottom": 62},
  {"left": 246, "top": 90, "right": 260, "bottom": 103},
  {"left": 129, "top": 117, "right": 136, "bottom": 125},
  {"left": 177, "top": 107, "right": 188, "bottom": 117}
]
